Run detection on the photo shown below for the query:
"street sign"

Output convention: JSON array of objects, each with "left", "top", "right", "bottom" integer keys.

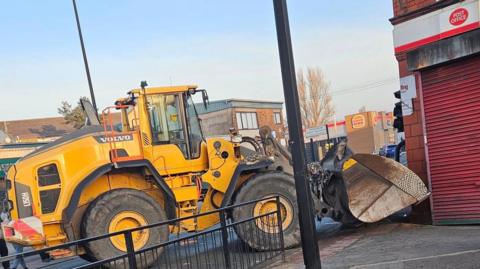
[
  {"left": 305, "top": 126, "right": 328, "bottom": 138},
  {"left": 400, "top": 75, "right": 417, "bottom": 116}
]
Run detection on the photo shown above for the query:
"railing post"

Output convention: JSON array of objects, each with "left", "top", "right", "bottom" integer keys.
[
  {"left": 124, "top": 230, "right": 138, "bottom": 269},
  {"left": 220, "top": 210, "right": 231, "bottom": 269},
  {"left": 276, "top": 195, "right": 286, "bottom": 261}
]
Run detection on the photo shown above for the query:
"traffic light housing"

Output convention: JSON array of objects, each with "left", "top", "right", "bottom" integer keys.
[{"left": 393, "top": 90, "right": 404, "bottom": 132}]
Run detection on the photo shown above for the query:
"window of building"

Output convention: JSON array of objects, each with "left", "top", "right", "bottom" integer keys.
[
  {"left": 274, "top": 112, "right": 282, "bottom": 125},
  {"left": 236, "top": 112, "right": 258, "bottom": 130}
]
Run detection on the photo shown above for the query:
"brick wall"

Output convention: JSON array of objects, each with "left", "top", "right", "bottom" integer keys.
[
  {"left": 232, "top": 108, "right": 285, "bottom": 139},
  {"left": 393, "top": 47, "right": 433, "bottom": 224},
  {"left": 391, "top": 0, "right": 439, "bottom": 222},
  {"left": 403, "top": 84, "right": 432, "bottom": 223},
  {"left": 392, "top": 0, "right": 438, "bottom": 17},
  {"left": 256, "top": 108, "right": 285, "bottom": 139}
]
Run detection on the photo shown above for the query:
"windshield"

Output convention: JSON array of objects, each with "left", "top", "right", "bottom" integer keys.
[{"left": 185, "top": 93, "right": 204, "bottom": 159}]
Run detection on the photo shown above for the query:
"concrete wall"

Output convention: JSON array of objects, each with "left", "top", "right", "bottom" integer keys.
[
  {"left": 407, "top": 29, "right": 480, "bottom": 70},
  {"left": 198, "top": 108, "right": 233, "bottom": 137}
]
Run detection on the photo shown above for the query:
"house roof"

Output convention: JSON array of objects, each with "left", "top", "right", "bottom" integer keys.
[
  {"left": 195, "top": 99, "right": 283, "bottom": 115},
  {"left": 0, "top": 117, "right": 77, "bottom": 141},
  {"left": 0, "top": 111, "right": 124, "bottom": 142}
]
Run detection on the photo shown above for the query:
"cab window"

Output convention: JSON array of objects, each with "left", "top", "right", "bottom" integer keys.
[
  {"left": 185, "top": 93, "right": 204, "bottom": 159},
  {"left": 37, "top": 164, "right": 60, "bottom": 187},
  {"left": 121, "top": 105, "right": 139, "bottom": 132},
  {"left": 146, "top": 94, "right": 187, "bottom": 155}
]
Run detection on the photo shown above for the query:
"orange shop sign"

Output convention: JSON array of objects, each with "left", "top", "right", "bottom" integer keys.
[{"left": 352, "top": 114, "right": 366, "bottom": 129}]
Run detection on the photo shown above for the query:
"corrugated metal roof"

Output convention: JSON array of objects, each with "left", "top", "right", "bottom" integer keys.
[{"left": 195, "top": 99, "right": 283, "bottom": 115}]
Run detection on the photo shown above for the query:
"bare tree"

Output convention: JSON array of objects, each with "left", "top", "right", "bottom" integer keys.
[{"left": 296, "top": 67, "right": 335, "bottom": 128}]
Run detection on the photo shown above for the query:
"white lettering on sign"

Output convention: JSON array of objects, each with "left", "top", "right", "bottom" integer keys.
[
  {"left": 393, "top": 0, "right": 480, "bottom": 53},
  {"left": 21, "top": 192, "right": 31, "bottom": 207},
  {"left": 450, "top": 8, "right": 469, "bottom": 26}
]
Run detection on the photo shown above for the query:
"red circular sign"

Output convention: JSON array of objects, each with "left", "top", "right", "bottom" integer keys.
[{"left": 449, "top": 8, "right": 469, "bottom": 26}]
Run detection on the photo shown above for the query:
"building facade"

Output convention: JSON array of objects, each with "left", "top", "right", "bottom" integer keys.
[
  {"left": 196, "top": 99, "right": 285, "bottom": 143},
  {"left": 391, "top": 0, "right": 480, "bottom": 224},
  {"left": 345, "top": 111, "right": 395, "bottom": 154}
]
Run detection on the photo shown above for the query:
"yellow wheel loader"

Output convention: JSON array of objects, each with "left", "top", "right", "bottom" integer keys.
[{"left": 2, "top": 84, "right": 428, "bottom": 266}]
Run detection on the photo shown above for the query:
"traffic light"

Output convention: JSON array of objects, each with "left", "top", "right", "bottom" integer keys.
[{"left": 393, "top": 90, "right": 404, "bottom": 132}]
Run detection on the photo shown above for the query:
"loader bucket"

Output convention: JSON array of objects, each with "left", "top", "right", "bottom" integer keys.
[{"left": 342, "top": 154, "right": 429, "bottom": 223}]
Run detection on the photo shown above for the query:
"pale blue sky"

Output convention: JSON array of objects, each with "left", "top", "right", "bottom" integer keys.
[{"left": 0, "top": 1, "right": 398, "bottom": 121}]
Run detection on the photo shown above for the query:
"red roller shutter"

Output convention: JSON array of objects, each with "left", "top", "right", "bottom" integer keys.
[{"left": 421, "top": 55, "right": 480, "bottom": 225}]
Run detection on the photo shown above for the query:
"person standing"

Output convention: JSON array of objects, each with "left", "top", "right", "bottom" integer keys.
[
  {"left": 0, "top": 211, "right": 10, "bottom": 269},
  {"left": 11, "top": 242, "right": 27, "bottom": 269}
]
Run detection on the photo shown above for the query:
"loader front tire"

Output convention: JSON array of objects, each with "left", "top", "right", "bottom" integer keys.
[
  {"left": 81, "top": 188, "right": 169, "bottom": 268},
  {"left": 232, "top": 172, "right": 300, "bottom": 250}
]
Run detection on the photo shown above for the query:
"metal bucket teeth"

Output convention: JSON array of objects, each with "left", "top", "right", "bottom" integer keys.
[{"left": 342, "top": 154, "right": 429, "bottom": 223}]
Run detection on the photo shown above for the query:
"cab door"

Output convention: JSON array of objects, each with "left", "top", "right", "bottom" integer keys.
[{"left": 145, "top": 93, "right": 206, "bottom": 175}]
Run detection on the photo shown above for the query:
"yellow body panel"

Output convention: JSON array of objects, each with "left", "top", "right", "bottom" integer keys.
[
  {"left": 151, "top": 144, "right": 208, "bottom": 176},
  {"left": 5, "top": 85, "right": 245, "bottom": 249},
  {"left": 201, "top": 139, "right": 240, "bottom": 192},
  {"left": 130, "top": 85, "right": 197, "bottom": 95}
]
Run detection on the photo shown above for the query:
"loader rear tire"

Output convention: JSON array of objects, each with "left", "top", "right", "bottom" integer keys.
[
  {"left": 232, "top": 172, "right": 300, "bottom": 250},
  {"left": 81, "top": 188, "right": 169, "bottom": 268}
]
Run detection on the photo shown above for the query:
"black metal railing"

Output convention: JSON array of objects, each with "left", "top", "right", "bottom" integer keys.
[{"left": 0, "top": 196, "right": 285, "bottom": 269}]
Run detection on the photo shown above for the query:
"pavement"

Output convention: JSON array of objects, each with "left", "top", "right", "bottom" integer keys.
[
  {"left": 6, "top": 218, "right": 480, "bottom": 269},
  {"left": 2, "top": 244, "right": 89, "bottom": 269},
  {"left": 2, "top": 218, "right": 341, "bottom": 269},
  {"left": 267, "top": 221, "right": 480, "bottom": 269}
]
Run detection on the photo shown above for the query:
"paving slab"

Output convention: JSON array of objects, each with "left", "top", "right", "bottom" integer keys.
[{"left": 269, "top": 222, "right": 480, "bottom": 269}]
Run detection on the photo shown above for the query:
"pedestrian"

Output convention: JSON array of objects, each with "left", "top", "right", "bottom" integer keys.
[
  {"left": 0, "top": 238, "right": 9, "bottom": 269},
  {"left": 11, "top": 242, "right": 27, "bottom": 269},
  {"left": 0, "top": 211, "right": 10, "bottom": 269},
  {"left": 39, "top": 252, "right": 51, "bottom": 263}
]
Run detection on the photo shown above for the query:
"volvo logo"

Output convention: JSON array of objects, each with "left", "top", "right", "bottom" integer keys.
[{"left": 94, "top": 134, "right": 134, "bottom": 143}]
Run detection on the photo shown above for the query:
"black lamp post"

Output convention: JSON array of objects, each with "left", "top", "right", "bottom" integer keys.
[
  {"left": 72, "top": 0, "right": 98, "bottom": 114},
  {"left": 272, "top": 0, "right": 322, "bottom": 268}
]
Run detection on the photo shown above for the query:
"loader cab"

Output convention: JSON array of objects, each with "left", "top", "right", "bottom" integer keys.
[
  {"left": 117, "top": 85, "right": 209, "bottom": 174},
  {"left": 144, "top": 90, "right": 204, "bottom": 159}
]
